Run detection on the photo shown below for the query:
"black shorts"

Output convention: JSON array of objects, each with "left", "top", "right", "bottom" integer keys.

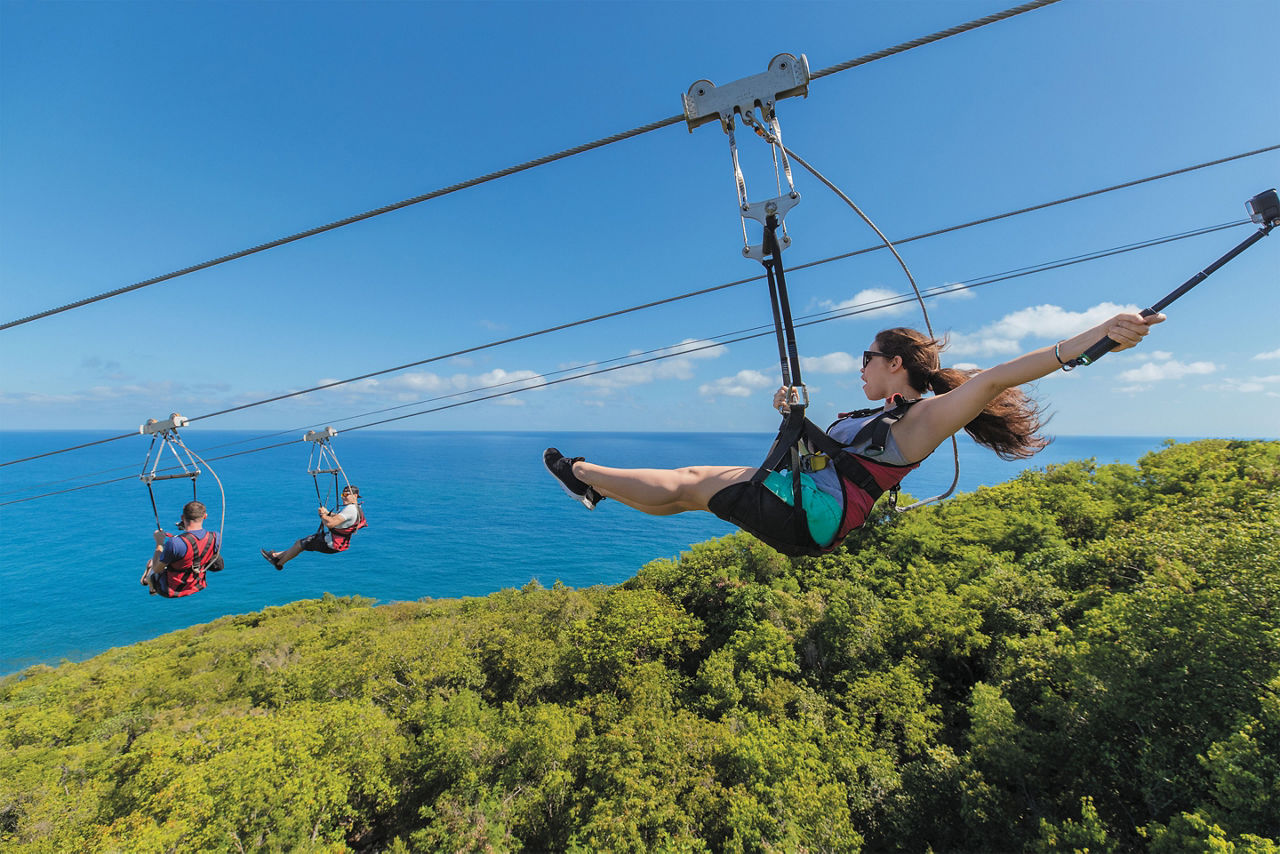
[
  {"left": 708, "top": 479, "right": 823, "bottom": 558},
  {"left": 300, "top": 531, "right": 339, "bottom": 554}
]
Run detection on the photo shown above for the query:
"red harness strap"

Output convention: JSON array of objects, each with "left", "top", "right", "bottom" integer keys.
[
  {"left": 162, "top": 531, "right": 218, "bottom": 597},
  {"left": 328, "top": 507, "right": 367, "bottom": 552}
]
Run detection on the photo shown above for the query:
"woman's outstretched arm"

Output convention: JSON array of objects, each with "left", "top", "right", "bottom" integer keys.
[{"left": 893, "top": 311, "right": 1165, "bottom": 461}]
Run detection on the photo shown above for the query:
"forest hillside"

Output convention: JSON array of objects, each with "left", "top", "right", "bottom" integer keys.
[{"left": 2, "top": 440, "right": 1278, "bottom": 853}]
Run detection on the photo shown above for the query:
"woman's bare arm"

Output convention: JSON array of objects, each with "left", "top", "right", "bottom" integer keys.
[{"left": 892, "top": 312, "right": 1164, "bottom": 461}]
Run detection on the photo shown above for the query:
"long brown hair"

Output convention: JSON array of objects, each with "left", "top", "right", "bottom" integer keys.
[{"left": 874, "top": 327, "right": 1049, "bottom": 460}]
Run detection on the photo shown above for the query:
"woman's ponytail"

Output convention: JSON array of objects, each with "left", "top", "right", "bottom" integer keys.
[{"left": 876, "top": 328, "right": 1049, "bottom": 460}]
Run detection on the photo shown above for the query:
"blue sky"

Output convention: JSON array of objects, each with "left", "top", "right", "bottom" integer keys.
[{"left": 2, "top": 0, "right": 1278, "bottom": 443}]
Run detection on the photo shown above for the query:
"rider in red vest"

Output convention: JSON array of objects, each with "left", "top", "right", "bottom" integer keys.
[
  {"left": 261, "top": 485, "right": 367, "bottom": 569},
  {"left": 141, "top": 500, "right": 222, "bottom": 597}
]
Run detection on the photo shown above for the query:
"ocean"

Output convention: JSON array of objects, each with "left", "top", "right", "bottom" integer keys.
[{"left": 0, "top": 429, "right": 1182, "bottom": 675}]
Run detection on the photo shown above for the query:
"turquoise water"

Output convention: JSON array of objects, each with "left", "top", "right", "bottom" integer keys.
[{"left": 0, "top": 430, "right": 1179, "bottom": 674}]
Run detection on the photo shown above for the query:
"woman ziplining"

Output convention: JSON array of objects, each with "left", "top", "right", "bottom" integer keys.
[
  {"left": 543, "top": 59, "right": 1271, "bottom": 560},
  {"left": 544, "top": 312, "right": 1164, "bottom": 557}
]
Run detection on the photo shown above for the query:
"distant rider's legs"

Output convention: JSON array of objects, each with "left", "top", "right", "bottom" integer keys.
[
  {"left": 573, "top": 462, "right": 755, "bottom": 515},
  {"left": 272, "top": 540, "right": 306, "bottom": 566}
]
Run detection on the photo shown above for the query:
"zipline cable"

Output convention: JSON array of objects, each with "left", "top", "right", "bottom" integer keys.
[
  {"left": 0, "top": 219, "right": 1249, "bottom": 507},
  {"left": 1, "top": 145, "right": 1270, "bottom": 469},
  {"left": 0, "top": 0, "right": 1063, "bottom": 332},
  {"left": 809, "top": 0, "right": 1060, "bottom": 81}
]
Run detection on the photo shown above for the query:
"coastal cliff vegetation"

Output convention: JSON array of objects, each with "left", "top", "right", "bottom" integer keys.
[{"left": 2, "top": 440, "right": 1278, "bottom": 852}]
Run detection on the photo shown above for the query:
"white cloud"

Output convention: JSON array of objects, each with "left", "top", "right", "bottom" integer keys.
[
  {"left": 817, "top": 283, "right": 974, "bottom": 321},
  {"left": 1, "top": 380, "right": 194, "bottom": 407},
  {"left": 801, "top": 351, "right": 858, "bottom": 374},
  {"left": 579, "top": 339, "right": 725, "bottom": 392},
  {"left": 1116, "top": 360, "right": 1217, "bottom": 382},
  {"left": 322, "top": 367, "right": 548, "bottom": 403},
  {"left": 931, "top": 283, "right": 976, "bottom": 301},
  {"left": 1214, "top": 375, "right": 1280, "bottom": 394},
  {"left": 948, "top": 302, "right": 1139, "bottom": 358},
  {"left": 1253, "top": 348, "right": 1280, "bottom": 361},
  {"left": 476, "top": 368, "right": 546, "bottom": 390},
  {"left": 661, "top": 339, "right": 726, "bottom": 360},
  {"left": 699, "top": 369, "right": 773, "bottom": 398},
  {"left": 818, "top": 287, "right": 913, "bottom": 318}
]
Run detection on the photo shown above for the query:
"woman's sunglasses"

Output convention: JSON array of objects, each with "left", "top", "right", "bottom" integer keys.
[{"left": 863, "top": 350, "right": 890, "bottom": 369}]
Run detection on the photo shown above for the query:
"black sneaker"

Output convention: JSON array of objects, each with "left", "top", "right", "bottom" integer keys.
[{"left": 543, "top": 448, "right": 603, "bottom": 510}]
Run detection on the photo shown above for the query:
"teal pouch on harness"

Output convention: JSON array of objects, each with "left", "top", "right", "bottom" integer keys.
[{"left": 760, "top": 470, "right": 842, "bottom": 547}]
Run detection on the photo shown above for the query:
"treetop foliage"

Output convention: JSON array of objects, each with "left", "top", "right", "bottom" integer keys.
[{"left": 2, "top": 439, "right": 1277, "bottom": 852}]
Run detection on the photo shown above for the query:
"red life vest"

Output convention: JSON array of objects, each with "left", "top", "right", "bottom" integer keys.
[
  {"left": 161, "top": 531, "right": 219, "bottom": 598},
  {"left": 328, "top": 507, "right": 367, "bottom": 552}
]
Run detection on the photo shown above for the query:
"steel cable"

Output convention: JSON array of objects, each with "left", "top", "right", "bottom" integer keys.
[{"left": 1, "top": 0, "right": 1064, "bottom": 331}]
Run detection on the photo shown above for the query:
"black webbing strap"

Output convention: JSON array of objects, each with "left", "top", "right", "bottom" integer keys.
[
  {"left": 146, "top": 482, "right": 163, "bottom": 531},
  {"left": 762, "top": 214, "right": 803, "bottom": 391},
  {"left": 848, "top": 395, "right": 917, "bottom": 458},
  {"left": 798, "top": 422, "right": 884, "bottom": 500},
  {"left": 753, "top": 216, "right": 810, "bottom": 544}
]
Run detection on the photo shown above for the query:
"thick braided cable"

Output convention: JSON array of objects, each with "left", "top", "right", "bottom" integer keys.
[
  {"left": 2, "top": 0, "right": 1062, "bottom": 331},
  {"left": 0, "top": 115, "right": 684, "bottom": 332},
  {"left": 810, "top": 0, "right": 1062, "bottom": 80}
]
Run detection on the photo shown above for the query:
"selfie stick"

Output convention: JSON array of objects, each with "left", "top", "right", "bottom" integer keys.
[{"left": 1065, "top": 188, "right": 1279, "bottom": 369}]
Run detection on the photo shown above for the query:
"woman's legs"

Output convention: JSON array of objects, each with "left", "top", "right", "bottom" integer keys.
[{"left": 573, "top": 461, "right": 756, "bottom": 516}]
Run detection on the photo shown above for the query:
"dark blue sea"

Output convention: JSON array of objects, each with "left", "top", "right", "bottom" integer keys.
[{"left": 0, "top": 430, "right": 1183, "bottom": 675}]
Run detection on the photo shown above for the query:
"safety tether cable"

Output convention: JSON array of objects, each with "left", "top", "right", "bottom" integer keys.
[
  {"left": 0, "top": 217, "right": 1254, "bottom": 508},
  {"left": 779, "top": 142, "right": 960, "bottom": 508},
  {"left": 1, "top": 143, "right": 1270, "bottom": 470},
  {"left": 0, "top": 0, "right": 1063, "bottom": 332},
  {"left": 141, "top": 431, "right": 227, "bottom": 542}
]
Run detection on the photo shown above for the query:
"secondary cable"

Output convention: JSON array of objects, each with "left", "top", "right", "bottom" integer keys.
[{"left": 0, "top": 218, "right": 1248, "bottom": 506}]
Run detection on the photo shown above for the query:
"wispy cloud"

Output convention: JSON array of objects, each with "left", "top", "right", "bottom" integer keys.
[
  {"left": 801, "top": 351, "right": 858, "bottom": 374},
  {"left": 1253, "top": 348, "right": 1280, "bottom": 361},
  {"left": 699, "top": 369, "right": 773, "bottom": 398},
  {"left": 816, "top": 283, "right": 975, "bottom": 322},
  {"left": 817, "top": 287, "right": 913, "bottom": 319},
  {"left": 320, "top": 367, "right": 548, "bottom": 402},
  {"left": 1214, "top": 374, "right": 1280, "bottom": 394},
  {"left": 579, "top": 339, "right": 726, "bottom": 393},
  {"left": 948, "top": 302, "right": 1139, "bottom": 358},
  {"left": 1116, "top": 359, "right": 1217, "bottom": 382},
  {"left": 81, "top": 356, "right": 129, "bottom": 381}
]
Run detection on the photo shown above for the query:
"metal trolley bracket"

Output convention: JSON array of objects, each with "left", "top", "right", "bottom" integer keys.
[
  {"left": 682, "top": 53, "right": 810, "bottom": 133},
  {"left": 683, "top": 53, "right": 810, "bottom": 260}
]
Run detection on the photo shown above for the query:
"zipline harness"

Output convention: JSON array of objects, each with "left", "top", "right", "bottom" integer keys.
[
  {"left": 304, "top": 426, "right": 367, "bottom": 550},
  {"left": 139, "top": 413, "right": 225, "bottom": 593},
  {"left": 304, "top": 426, "right": 351, "bottom": 509},
  {"left": 683, "top": 54, "right": 960, "bottom": 554},
  {"left": 139, "top": 413, "right": 226, "bottom": 536}
]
